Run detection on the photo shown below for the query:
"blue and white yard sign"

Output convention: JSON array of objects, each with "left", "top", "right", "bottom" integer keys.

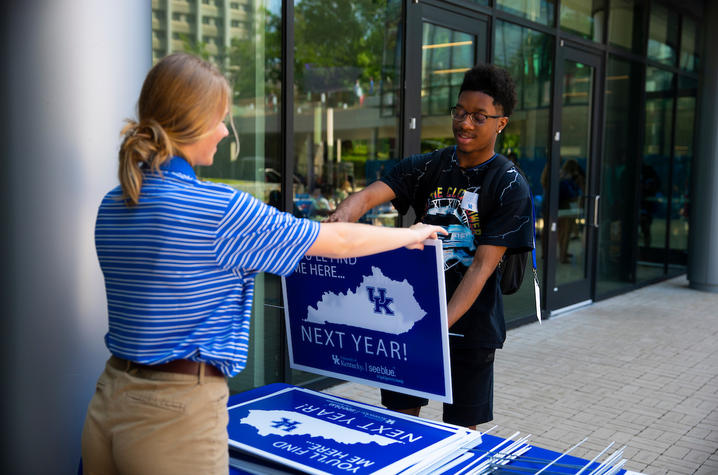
[
  {"left": 227, "top": 386, "right": 467, "bottom": 475},
  {"left": 282, "top": 240, "right": 451, "bottom": 402}
]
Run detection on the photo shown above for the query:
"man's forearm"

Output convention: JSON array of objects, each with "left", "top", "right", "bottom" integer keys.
[
  {"left": 447, "top": 245, "right": 506, "bottom": 328},
  {"left": 329, "top": 192, "right": 371, "bottom": 223},
  {"left": 327, "top": 181, "right": 396, "bottom": 223}
]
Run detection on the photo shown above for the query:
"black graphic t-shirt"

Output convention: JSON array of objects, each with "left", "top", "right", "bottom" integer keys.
[{"left": 381, "top": 146, "right": 533, "bottom": 348}]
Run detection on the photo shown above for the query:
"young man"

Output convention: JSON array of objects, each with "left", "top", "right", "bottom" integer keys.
[{"left": 327, "top": 64, "right": 533, "bottom": 429}]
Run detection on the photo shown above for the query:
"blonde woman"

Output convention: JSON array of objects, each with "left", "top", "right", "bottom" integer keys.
[{"left": 81, "top": 53, "right": 444, "bottom": 475}]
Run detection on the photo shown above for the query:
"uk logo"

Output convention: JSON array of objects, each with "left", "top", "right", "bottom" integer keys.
[
  {"left": 271, "top": 417, "right": 301, "bottom": 432},
  {"left": 367, "top": 286, "right": 394, "bottom": 315}
]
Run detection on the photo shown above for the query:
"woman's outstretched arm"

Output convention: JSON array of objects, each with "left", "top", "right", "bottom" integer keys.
[{"left": 306, "top": 222, "right": 446, "bottom": 258}]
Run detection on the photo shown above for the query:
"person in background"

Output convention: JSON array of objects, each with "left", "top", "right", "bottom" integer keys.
[
  {"left": 639, "top": 163, "right": 661, "bottom": 248},
  {"left": 557, "top": 159, "right": 585, "bottom": 263},
  {"left": 328, "top": 63, "right": 533, "bottom": 430},
  {"left": 81, "top": 53, "right": 444, "bottom": 475},
  {"left": 309, "top": 184, "right": 335, "bottom": 217},
  {"left": 354, "top": 78, "right": 365, "bottom": 106}
]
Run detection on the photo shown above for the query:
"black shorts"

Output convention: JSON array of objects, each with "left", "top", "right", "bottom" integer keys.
[{"left": 380, "top": 346, "right": 495, "bottom": 427}]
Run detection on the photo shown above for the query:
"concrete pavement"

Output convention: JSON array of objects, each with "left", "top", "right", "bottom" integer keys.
[{"left": 324, "top": 276, "right": 718, "bottom": 474}]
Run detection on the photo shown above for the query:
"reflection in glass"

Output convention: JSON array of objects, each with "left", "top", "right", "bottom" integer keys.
[
  {"left": 555, "top": 61, "right": 592, "bottom": 287},
  {"left": 292, "top": 0, "right": 402, "bottom": 231},
  {"left": 496, "top": 0, "right": 555, "bottom": 27},
  {"left": 152, "top": 0, "right": 282, "bottom": 204},
  {"left": 560, "top": 0, "right": 605, "bottom": 42},
  {"left": 680, "top": 17, "right": 699, "bottom": 72},
  {"left": 494, "top": 21, "right": 552, "bottom": 322},
  {"left": 290, "top": 0, "right": 402, "bottom": 384},
  {"left": 421, "top": 23, "right": 474, "bottom": 153},
  {"left": 150, "top": 0, "right": 284, "bottom": 393},
  {"left": 607, "top": 0, "right": 643, "bottom": 51},
  {"left": 639, "top": 67, "right": 674, "bottom": 282},
  {"left": 597, "top": 57, "right": 640, "bottom": 296},
  {"left": 669, "top": 77, "right": 697, "bottom": 271},
  {"left": 647, "top": 3, "right": 679, "bottom": 66}
]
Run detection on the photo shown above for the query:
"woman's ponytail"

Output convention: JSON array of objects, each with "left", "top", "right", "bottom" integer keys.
[
  {"left": 117, "top": 53, "right": 231, "bottom": 206},
  {"left": 118, "top": 119, "right": 173, "bottom": 206}
]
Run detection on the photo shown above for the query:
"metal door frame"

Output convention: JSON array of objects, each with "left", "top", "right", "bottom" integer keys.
[
  {"left": 545, "top": 41, "right": 604, "bottom": 312},
  {"left": 403, "top": 2, "right": 489, "bottom": 159}
]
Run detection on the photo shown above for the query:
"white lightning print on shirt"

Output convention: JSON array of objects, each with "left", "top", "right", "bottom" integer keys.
[
  {"left": 484, "top": 216, "right": 531, "bottom": 240},
  {"left": 498, "top": 168, "right": 521, "bottom": 204}
]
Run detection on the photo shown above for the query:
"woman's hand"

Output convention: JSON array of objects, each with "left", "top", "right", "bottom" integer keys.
[{"left": 405, "top": 223, "right": 447, "bottom": 250}]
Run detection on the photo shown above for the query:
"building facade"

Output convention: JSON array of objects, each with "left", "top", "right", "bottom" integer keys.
[
  {"left": 1, "top": 0, "right": 716, "bottom": 473},
  {"left": 146, "top": 0, "right": 706, "bottom": 392}
]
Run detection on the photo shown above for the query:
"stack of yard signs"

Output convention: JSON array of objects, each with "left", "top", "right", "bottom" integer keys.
[
  {"left": 227, "top": 384, "right": 630, "bottom": 475},
  {"left": 227, "top": 385, "right": 484, "bottom": 475}
]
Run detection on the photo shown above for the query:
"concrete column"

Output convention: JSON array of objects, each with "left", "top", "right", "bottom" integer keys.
[
  {"left": 688, "top": 0, "right": 718, "bottom": 292},
  {"left": 0, "top": 1, "right": 151, "bottom": 472}
]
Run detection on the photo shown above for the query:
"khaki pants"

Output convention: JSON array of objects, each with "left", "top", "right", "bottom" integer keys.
[{"left": 82, "top": 356, "right": 229, "bottom": 475}]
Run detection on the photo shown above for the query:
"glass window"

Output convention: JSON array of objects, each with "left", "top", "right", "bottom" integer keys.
[
  {"left": 647, "top": 4, "right": 679, "bottom": 66},
  {"left": 496, "top": 0, "right": 555, "bottom": 27},
  {"left": 669, "top": 77, "right": 697, "bottom": 272},
  {"left": 680, "top": 16, "right": 699, "bottom": 72},
  {"left": 597, "top": 56, "right": 641, "bottom": 296},
  {"left": 639, "top": 67, "right": 674, "bottom": 282},
  {"left": 292, "top": 0, "right": 402, "bottom": 226},
  {"left": 291, "top": 0, "right": 403, "bottom": 384},
  {"left": 607, "top": 0, "right": 644, "bottom": 52},
  {"left": 555, "top": 60, "right": 593, "bottom": 287},
  {"left": 494, "top": 20, "right": 553, "bottom": 323},
  {"left": 152, "top": 0, "right": 285, "bottom": 394},
  {"left": 420, "top": 23, "right": 474, "bottom": 153},
  {"left": 560, "top": 0, "right": 606, "bottom": 42}
]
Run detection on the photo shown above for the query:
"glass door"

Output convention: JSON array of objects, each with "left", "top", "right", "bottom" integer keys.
[
  {"left": 546, "top": 45, "right": 603, "bottom": 311},
  {"left": 403, "top": 3, "right": 488, "bottom": 159}
]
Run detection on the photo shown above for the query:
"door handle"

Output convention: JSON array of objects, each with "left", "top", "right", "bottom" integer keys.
[{"left": 593, "top": 195, "right": 600, "bottom": 227}]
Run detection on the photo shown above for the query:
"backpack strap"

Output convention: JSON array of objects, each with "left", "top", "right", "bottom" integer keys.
[{"left": 477, "top": 155, "right": 541, "bottom": 321}]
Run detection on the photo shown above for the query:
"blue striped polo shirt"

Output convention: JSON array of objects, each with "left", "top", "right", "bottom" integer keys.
[{"left": 95, "top": 156, "right": 320, "bottom": 377}]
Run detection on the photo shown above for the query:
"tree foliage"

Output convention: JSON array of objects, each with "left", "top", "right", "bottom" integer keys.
[
  {"left": 177, "top": 1, "right": 399, "bottom": 107},
  {"left": 294, "top": 0, "right": 397, "bottom": 98}
]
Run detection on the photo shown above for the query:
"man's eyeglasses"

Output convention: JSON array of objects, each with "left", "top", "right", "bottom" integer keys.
[{"left": 450, "top": 106, "right": 503, "bottom": 125}]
